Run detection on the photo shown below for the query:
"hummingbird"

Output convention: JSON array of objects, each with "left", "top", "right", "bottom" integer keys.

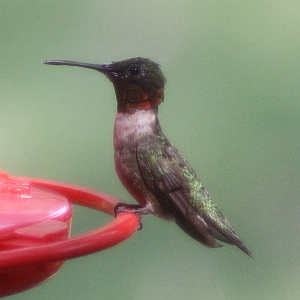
[{"left": 43, "top": 57, "right": 252, "bottom": 257}]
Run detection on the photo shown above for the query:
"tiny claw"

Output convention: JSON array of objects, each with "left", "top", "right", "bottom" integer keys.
[
  {"left": 136, "top": 216, "right": 143, "bottom": 230},
  {"left": 114, "top": 202, "right": 128, "bottom": 217}
]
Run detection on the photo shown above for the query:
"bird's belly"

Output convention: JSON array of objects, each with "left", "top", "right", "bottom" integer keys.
[
  {"left": 114, "top": 149, "right": 173, "bottom": 219},
  {"left": 114, "top": 151, "right": 147, "bottom": 204}
]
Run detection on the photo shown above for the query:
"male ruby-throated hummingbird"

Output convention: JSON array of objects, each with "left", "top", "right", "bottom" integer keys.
[{"left": 43, "top": 57, "right": 252, "bottom": 257}]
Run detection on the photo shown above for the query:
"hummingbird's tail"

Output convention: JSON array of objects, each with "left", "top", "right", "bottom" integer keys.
[
  {"left": 204, "top": 217, "right": 253, "bottom": 257},
  {"left": 175, "top": 209, "right": 253, "bottom": 258},
  {"left": 170, "top": 191, "right": 253, "bottom": 257}
]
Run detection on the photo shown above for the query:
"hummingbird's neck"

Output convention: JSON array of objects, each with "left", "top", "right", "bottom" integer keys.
[
  {"left": 113, "top": 108, "right": 161, "bottom": 149},
  {"left": 113, "top": 82, "right": 164, "bottom": 112}
]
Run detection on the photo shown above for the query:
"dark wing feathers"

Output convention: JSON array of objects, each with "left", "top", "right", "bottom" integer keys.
[
  {"left": 160, "top": 172, "right": 182, "bottom": 193},
  {"left": 137, "top": 136, "right": 221, "bottom": 248},
  {"left": 137, "top": 135, "right": 252, "bottom": 256}
]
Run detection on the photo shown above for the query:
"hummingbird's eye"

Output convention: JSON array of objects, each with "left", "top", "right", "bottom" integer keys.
[{"left": 129, "top": 64, "right": 141, "bottom": 76}]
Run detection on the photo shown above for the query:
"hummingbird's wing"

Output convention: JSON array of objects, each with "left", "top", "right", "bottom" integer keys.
[{"left": 137, "top": 135, "right": 252, "bottom": 256}]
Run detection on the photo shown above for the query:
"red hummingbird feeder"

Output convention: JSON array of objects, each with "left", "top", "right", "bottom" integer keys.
[{"left": 0, "top": 171, "right": 139, "bottom": 297}]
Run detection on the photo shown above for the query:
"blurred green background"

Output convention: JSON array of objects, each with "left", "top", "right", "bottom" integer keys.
[{"left": 1, "top": 1, "right": 300, "bottom": 299}]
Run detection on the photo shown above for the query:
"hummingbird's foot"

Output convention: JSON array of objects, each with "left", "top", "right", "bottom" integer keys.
[
  {"left": 114, "top": 202, "right": 152, "bottom": 215},
  {"left": 114, "top": 203, "right": 151, "bottom": 230}
]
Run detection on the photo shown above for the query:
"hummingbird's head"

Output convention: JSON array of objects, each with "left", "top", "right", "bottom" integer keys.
[{"left": 43, "top": 57, "right": 166, "bottom": 112}]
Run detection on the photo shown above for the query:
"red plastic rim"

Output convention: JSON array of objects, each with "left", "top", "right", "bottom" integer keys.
[{"left": 0, "top": 176, "right": 140, "bottom": 270}]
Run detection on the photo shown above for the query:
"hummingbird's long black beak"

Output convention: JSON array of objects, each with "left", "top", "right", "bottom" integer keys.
[{"left": 42, "top": 60, "right": 112, "bottom": 74}]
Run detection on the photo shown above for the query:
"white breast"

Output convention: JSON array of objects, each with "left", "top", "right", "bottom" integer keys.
[{"left": 114, "top": 109, "right": 156, "bottom": 148}]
